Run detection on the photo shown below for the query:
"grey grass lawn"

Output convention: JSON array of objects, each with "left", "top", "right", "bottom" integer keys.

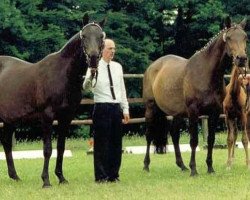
[{"left": 0, "top": 135, "right": 250, "bottom": 200}]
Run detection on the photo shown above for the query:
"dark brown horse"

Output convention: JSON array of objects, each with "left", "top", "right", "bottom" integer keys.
[
  {"left": 0, "top": 14, "right": 105, "bottom": 187},
  {"left": 143, "top": 17, "right": 248, "bottom": 176},
  {"left": 223, "top": 67, "right": 250, "bottom": 170}
]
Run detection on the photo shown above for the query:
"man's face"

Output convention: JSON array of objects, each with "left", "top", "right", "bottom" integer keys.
[{"left": 102, "top": 40, "right": 116, "bottom": 62}]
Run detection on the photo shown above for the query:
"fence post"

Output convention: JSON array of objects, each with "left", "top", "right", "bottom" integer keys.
[{"left": 201, "top": 116, "right": 209, "bottom": 142}]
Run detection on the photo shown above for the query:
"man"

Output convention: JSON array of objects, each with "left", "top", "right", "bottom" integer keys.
[{"left": 83, "top": 38, "right": 130, "bottom": 183}]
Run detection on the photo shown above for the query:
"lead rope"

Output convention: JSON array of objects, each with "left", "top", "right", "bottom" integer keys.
[{"left": 91, "top": 69, "right": 98, "bottom": 88}]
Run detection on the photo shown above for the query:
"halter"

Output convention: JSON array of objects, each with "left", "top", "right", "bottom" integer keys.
[
  {"left": 80, "top": 22, "right": 106, "bottom": 87},
  {"left": 222, "top": 25, "right": 248, "bottom": 78},
  {"left": 222, "top": 24, "right": 240, "bottom": 42}
]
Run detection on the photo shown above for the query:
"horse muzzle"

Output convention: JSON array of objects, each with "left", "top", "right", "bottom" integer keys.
[{"left": 234, "top": 55, "right": 248, "bottom": 68}]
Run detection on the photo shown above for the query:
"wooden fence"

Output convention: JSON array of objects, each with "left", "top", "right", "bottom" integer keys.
[{"left": 0, "top": 74, "right": 232, "bottom": 142}]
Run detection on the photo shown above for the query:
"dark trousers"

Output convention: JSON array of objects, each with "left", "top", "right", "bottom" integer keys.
[{"left": 92, "top": 103, "right": 123, "bottom": 181}]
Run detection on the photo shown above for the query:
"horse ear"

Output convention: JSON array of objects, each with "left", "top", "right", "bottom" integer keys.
[
  {"left": 224, "top": 16, "right": 231, "bottom": 29},
  {"left": 82, "top": 13, "right": 89, "bottom": 26},
  {"left": 99, "top": 16, "right": 107, "bottom": 28},
  {"left": 240, "top": 18, "right": 247, "bottom": 29}
]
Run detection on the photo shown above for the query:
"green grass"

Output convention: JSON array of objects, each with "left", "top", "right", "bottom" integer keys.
[{"left": 1, "top": 134, "right": 250, "bottom": 200}]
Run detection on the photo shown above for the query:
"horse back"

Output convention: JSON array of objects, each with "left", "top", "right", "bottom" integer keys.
[
  {"left": 143, "top": 54, "right": 188, "bottom": 116},
  {"left": 0, "top": 56, "right": 32, "bottom": 70}
]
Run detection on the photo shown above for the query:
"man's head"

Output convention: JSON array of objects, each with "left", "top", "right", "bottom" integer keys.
[{"left": 102, "top": 39, "right": 116, "bottom": 63}]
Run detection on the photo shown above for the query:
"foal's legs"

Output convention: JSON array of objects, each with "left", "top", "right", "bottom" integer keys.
[
  {"left": 246, "top": 112, "right": 250, "bottom": 141},
  {"left": 0, "top": 123, "right": 20, "bottom": 180},
  {"left": 54, "top": 119, "right": 70, "bottom": 184},
  {"left": 170, "top": 117, "right": 188, "bottom": 171},
  {"left": 41, "top": 118, "right": 53, "bottom": 188},
  {"left": 241, "top": 114, "right": 250, "bottom": 168},
  {"left": 226, "top": 118, "right": 237, "bottom": 169}
]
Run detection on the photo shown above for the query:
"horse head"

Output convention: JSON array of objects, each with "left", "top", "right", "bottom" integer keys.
[
  {"left": 80, "top": 14, "right": 106, "bottom": 74},
  {"left": 223, "top": 17, "right": 248, "bottom": 72}
]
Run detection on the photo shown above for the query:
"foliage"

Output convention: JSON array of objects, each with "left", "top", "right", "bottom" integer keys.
[{"left": 0, "top": 0, "right": 249, "bottom": 139}]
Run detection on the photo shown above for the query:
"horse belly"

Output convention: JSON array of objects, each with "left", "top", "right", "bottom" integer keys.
[
  {"left": 0, "top": 72, "right": 37, "bottom": 122},
  {"left": 152, "top": 65, "right": 186, "bottom": 116},
  {"left": 154, "top": 85, "right": 186, "bottom": 116}
]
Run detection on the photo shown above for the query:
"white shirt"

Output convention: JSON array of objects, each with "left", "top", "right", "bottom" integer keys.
[{"left": 83, "top": 58, "right": 129, "bottom": 114}]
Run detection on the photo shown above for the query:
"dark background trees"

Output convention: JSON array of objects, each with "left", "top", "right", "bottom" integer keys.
[{"left": 0, "top": 0, "right": 249, "bottom": 138}]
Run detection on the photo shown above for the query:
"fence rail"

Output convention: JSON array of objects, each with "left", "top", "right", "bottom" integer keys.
[{"left": 0, "top": 74, "right": 232, "bottom": 141}]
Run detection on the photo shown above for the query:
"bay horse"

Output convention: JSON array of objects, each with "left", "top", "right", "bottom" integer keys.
[
  {"left": 223, "top": 67, "right": 250, "bottom": 170},
  {"left": 143, "top": 17, "right": 248, "bottom": 176},
  {"left": 0, "top": 14, "right": 105, "bottom": 187}
]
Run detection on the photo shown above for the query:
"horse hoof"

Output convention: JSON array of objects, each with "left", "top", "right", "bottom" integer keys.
[
  {"left": 226, "top": 166, "right": 231, "bottom": 171},
  {"left": 10, "top": 176, "right": 21, "bottom": 182},
  {"left": 207, "top": 168, "right": 215, "bottom": 174},
  {"left": 190, "top": 171, "right": 198, "bottom": 177},
  {"left": 15, "top": 177, "right": 21, "bottom": 182},
  {"left": 59, "top": 179, "right": 69, "bottom": 185},
  {"left": 42, "top": 184, "right": 52, "bottom": 188},
  {"left": 181, "top": 166, "right": 189, "bottom": 171},
  {"left": 143, "top": 167, "right": 150, "bottom": 172}
]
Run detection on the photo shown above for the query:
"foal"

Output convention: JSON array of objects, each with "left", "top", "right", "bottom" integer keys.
[{"left": 223, "top": 68, "right": 250, "bottom": 169}]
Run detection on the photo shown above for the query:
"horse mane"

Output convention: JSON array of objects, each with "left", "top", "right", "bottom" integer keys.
[
  {"left": 59, "top": 33, "right": 81, "bottom": 57},
  {"left": 197, "top": 23, "right": 242, "bottom": 54},
  {"left": 197, "top": 28, "right": 227, "bottom": 53}
]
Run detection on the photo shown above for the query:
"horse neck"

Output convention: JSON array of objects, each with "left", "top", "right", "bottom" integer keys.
[
  {"left": 59, "top": 33, "right": 87, "bottom": 77},
  {"left": 202, "top": 35, "right": 232, "bottom": 90},
  {"left": 228, "top": 66, "right": 241, "bottom": 96}
]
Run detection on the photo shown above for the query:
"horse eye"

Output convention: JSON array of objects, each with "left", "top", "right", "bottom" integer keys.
[{"left": 81, "top": 34, "right": 86, "bottom": 39}]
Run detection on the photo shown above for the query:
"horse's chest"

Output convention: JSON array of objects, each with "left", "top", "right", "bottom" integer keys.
[
  {"left": 186, "top": 90, "right": 224, "bottom": 115},
  {"left": 202, "top": 93, "right": 223, "bottom": 106}
]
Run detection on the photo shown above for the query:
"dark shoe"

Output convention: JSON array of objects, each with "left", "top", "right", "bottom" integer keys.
[
  {"left": 95, "top": 178, "right": 108, "bottom": 183},
  {"left": 108, "top": 177, "right": 120, "bottom": 183}
]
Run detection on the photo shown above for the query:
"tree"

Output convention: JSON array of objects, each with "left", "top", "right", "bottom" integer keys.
[{"left": 0, "top": 0, "right": 29, "bottom": 59}]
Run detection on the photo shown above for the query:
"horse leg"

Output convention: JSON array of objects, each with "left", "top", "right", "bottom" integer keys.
[
  {"left": 206, "top": 114, "right": 219, "bottom": 174},
  {"left": 241, "top": 114, "right": 250, "bottom": 168},
  {"left": 246, "top": 112, "right": 250, "bottom": 142},
  {"left": 41, "top": 118, "right": 53, "bottom": 188},
  {"left": 232, "top": 119, "right": 238, "bottom": 160},
  {"left": 143, "top": 100, "right": 155, "bottom": 172},
  {"left": 188, "top": 117, "right": 199, "bottom": 176},
  {"left": 0, "top": 123, "right": 20, "bottom": 180},
  {"left": 170, "top": 117, "right": 188, "bottom": 171},
  {"left": 143, "top": 133, "right": 152, "bottom": 172},
  {"left": 54, "top": 120, "right": 70, "bottom": 184},
  {"left": 226, "top": 118, "right": 236, "bottom": 170}
]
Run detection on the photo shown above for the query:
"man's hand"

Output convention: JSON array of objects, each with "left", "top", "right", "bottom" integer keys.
[
  {"left": 123, "top": 113, "right": 130, "bottom": 124},
  {"left": 90, "top": 68, "right": 97, "bottom": 78}
]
